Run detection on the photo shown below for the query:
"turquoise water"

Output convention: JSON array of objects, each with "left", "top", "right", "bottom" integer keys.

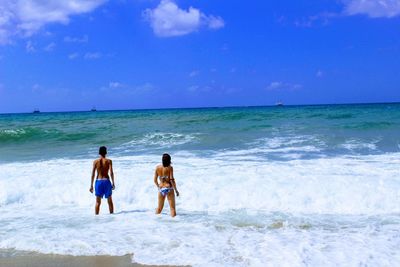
[
  {"left": 1, "top": 103, "right": 399, "bottom": 162},
  {"left": 1, "top": 103, "right": 400, "bottom": 266}
]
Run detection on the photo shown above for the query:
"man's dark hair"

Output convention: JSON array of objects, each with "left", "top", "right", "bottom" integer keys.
[{"left": 99, "top": 146, "right": 107, "bottom": 157}]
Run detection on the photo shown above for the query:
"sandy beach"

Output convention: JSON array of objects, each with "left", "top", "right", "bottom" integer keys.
[{"left": 0, "top": 252, "right": 188, "bottom": 267}]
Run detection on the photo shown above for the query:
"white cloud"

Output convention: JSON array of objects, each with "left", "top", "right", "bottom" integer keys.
[
  {"left": 68, "top": 52, "right": 79, "bottom": 59},
  {"left": 32, "top": 83, "right": 41, "bottom": 92},
  {"left": 101, "top": 82, "right": 155, "bottom": 94},
  {"left": 205, "top": 15, "right": 224, "bottom": 29},
  {"left": 64, "top": 35, "right": 89, "bottom": 43},
  {"left": 134, "top": 82, "right": 155, "bottom": 93},
  {"left": 221, "top": 44, "right": 229, "bottom": 51},
  {"left": 25, "top": 40, "right": 35, "bottom": 53},
  {"left": 143, "top": 0, "right": 224, "bottom": 37},
  {"left": 266, "top": 81, "right": 302, "bottom": 91},
  {"left": 267, "top": 82, "right": 283, "bottom": 90},
  {"left": 187, "top": 85, "right": 199, "bottom": 92},
  {"left": 0, "top": 0, "right": 106, "bottom": 44},
  {"left": 44, "top": 42, "right": 55, "bottom": 51},
  {"left": 189, "top": 70, "right": 199, "bottom": 77},
  {"left": 344, "top": 0, "right": 400, "bottom": 18},
  {"left": 187, "top": 85, "right": 211, "bottom": 93},
  {"left": 294, "top": 12, "right": 338, "bottom": 28},
  {"left": 109, "top": 81, "right": 124, "bottom": 89},
  {"left": 84, "top": 52, "right": 101, "bottom": 59}
]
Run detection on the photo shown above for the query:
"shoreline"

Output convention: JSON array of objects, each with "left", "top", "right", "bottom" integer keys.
[{"left": 0, "top": 251, "right": 188, "bottom": 267}]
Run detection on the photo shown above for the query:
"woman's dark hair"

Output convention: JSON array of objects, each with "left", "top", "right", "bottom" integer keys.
[
  {"left": 99, "top": 146, "right": 107, "bottom": 157},
  {"left": 162, "top": 153, "right": 171, "bottom": 167}
]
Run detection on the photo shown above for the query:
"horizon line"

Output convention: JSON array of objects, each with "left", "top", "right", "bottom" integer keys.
[{"left": 1, "top": 101, "right": 399, "bottom": 115}]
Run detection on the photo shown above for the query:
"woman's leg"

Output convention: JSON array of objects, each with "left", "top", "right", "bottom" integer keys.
[
  {"left": 156, "top": 192, "right": 166, "bottom": 214},
  {"left": 167, "top": 190, "right": 176, "bottom": 217}
]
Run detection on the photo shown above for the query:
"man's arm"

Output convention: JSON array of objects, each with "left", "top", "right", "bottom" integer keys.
[
  {"left": 109, "top": 160, "right": 115, "bottom": 190},
  {"left": 170, "top": 167, "right": 179, "bottom": 197},
  {"left": 90, "top": 160, "right": 96, "bottom": 193},
  {"left": 154, "top": 168, "right": 159, "bottom": 189}
]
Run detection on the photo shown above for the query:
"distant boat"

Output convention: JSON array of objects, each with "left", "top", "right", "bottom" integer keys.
[
  {"left": 275, "top": 101, "right": 284, "bottom": 106},
  {"left": 33, "top": 109, "right": 40, "bottom": 113},
  {"left": 91, "top": 107, "right": 97, "bottom": 112}
]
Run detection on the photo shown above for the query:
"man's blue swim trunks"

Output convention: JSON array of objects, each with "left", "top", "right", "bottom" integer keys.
[{"left": 95, "top": 179, "right": 112, "bottom": 198}]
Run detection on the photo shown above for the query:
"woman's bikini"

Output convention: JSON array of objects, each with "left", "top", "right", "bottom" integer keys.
[{"left": 159, "top": 168, "right": 174, "bottom": 197}]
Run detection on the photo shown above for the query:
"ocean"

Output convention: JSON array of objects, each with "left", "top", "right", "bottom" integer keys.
[{"left": 0, "top": 103, "right": 399, "bottom": 266}]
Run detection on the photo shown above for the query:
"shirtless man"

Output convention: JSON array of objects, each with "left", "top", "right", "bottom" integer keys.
[
  {"left": 90, "top": 146, "right": 115, "bottom": 215},
  {"left": 154, "top": 153, "right": 179, "bottom": 217}
]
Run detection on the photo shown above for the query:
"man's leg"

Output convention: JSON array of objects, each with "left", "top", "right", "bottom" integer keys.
[
  {"left": 107, "top": 196, "right": 114, "bottom": 214},
  {"left": 95, "top": 197, "right": 101, "bottom": 215}
]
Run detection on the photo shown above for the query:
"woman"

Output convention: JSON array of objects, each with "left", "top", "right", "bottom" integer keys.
[
  {"left": 89, "top": 146, "right": 115, "bottom": 215},
  {"left": 154, "top": 153, "right": 179, "bottom": 217}
]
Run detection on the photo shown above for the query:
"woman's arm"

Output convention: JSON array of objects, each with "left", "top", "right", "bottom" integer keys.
[
  {"left": 154, "top": 168, "right": 159, "bottom": 188},
  {"left": 170, "top": 166, "right": 179, "bottom": 196}
]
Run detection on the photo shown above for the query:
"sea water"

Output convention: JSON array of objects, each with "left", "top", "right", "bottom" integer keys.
[{"left": 0, "top": 104, "right": 399, "bottom": 266}]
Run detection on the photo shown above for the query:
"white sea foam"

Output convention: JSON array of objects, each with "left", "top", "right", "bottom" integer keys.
[
  {"left": 0, "top": 129, "right": 26, "bottom": 136},
  {"left": 245, "top": 135, "right": 324, "bottom": 155},
  {"left": 341, "top": 139, "right": 378, "bottom": 152},
  {"left": 117, "top": 132, "right": 199, "bottom": 151},
  {"left": 0, "top": 152, "right": 400, "bottom": 266}
]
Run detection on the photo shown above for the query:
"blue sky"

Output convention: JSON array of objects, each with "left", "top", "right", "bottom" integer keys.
[{"left": 0, "top": 0, "right": 400, "bottom": 113}]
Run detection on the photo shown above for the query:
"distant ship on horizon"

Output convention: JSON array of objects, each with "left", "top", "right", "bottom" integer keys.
[
  {"left": 33, "top": 109, "right": 40, "bottom": 113},
  {"left": 91, "top": 107, "right": 97, "bottom": 112},
  {"left": 275, "top": 101, "right": 284, "bottom": 106}
]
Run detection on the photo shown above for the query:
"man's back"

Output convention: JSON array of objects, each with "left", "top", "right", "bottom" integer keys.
[{"left": 94, "top": 158, "right": 111, "bottom": 179}]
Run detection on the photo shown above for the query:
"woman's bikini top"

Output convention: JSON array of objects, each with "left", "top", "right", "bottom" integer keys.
[
  {"left": 158, "top": 167, "right": 174, "bottom": 183},
  {"left": 159, "top": 175, "right": 169, "bottom": 182}
]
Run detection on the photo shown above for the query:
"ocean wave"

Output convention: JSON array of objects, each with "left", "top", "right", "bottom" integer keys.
[
  {"left": 0, "top": 128, "right": 58, "bottom": 142},
  {"left": 0, "top": 127, "right": 101, "bottom": 144},
  {"left": 117, "top": 132, "right": 200, "bottom": 150},
  {"left": 326, "top": 113, "right": 354, "bottom": 119},
  {"left": 343, "top": 121, "right": 394, "bottom": 130},
  {"left": 56, "top": 132, "right": 98, "bottom": 141},
  {"left": 239, "top": 135, "right": 324, "bottom": 157},
  {"left": 1, "top": 153, "right": 399, "bottom": 214},
  {"left": 340, "top": 139, "right": 379, "bottom": 152}
]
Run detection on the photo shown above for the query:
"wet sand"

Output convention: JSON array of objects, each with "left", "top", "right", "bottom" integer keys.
[{"left": 0, "top": 253, "right": 187, "bottom": 267}]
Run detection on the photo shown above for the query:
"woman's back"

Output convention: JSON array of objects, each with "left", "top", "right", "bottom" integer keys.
[{"left": 157, "top": 165, "right": 171, "bottom": 181}]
